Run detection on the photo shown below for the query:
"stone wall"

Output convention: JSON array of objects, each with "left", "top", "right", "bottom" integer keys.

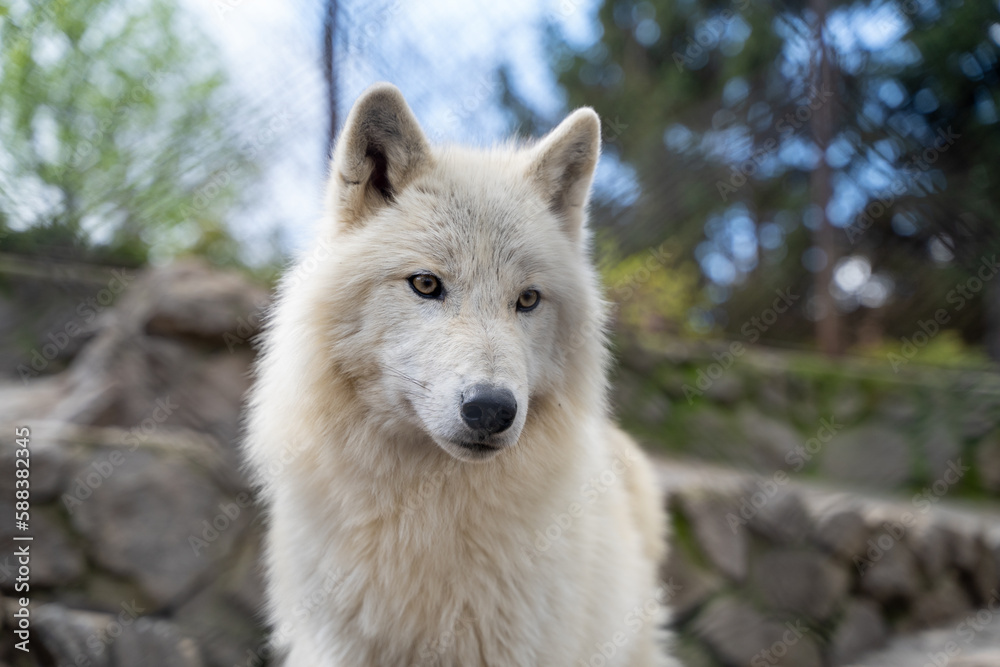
[
  {"left": 657, "top": 462, "right": 1000, "bottom": 666},
  {"left": 0, "top": 262, "right": 997, "bottom": 667},
  {"left": 0, "top": 262, "right": 269, "bottom": 667},
  {"left": 613, "top": 341, "right": 1000, "bottom": 499}
]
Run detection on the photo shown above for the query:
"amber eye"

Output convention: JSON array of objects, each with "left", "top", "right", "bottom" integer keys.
[
  {"left": 517, "top": 289, "right": 540, "bottom": 312},
  {"left": 408, "top": 273, "right": 443, "bottom": 298}
]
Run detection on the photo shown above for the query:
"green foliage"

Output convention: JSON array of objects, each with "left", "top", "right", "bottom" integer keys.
[
  {"left": 858, "top": 329, "right": 990, "bottom": 370},
  {"left": 0, "top": 0, "right": 253, "bottom": 266},
  {"left": 599, "top": 237, "right": 704, "bottom": 343}
]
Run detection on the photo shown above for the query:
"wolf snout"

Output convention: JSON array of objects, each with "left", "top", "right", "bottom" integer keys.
[{"left": 461, "top": 384, "right": 517, "bottom": 435}]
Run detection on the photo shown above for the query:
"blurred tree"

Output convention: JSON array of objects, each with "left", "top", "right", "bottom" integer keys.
[
  {"left": 323, "top": 0, "right": 340, "bottom": 156},
  {"left": 809, "top": 0, "right": 840, "bottom": 355},
  {"left": 513, "top": 0, "right": 1000, "bottom": 359},
  {"left": 851, "top": 0, "right": 1000, "bottom": 355},
  {"left": 0, "top": 0, "right": 253, "bottom": 266}
]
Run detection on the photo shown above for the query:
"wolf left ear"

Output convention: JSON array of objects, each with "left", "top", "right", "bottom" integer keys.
[
  {"left": 329, "top": 82, "right": 431, "bottom": 227},
  {"left": 527, "top": 108, "right": 601, "bottom": 240}
]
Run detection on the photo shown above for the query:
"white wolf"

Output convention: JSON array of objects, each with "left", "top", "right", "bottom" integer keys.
[{"left": 244, "top": 83, "right": 676, "bottom": 666}]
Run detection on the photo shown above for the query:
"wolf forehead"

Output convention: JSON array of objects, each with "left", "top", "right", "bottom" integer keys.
[
  {"left": 394, "top": 168, "right": 561, "bottom": 240},
  {"left": 341, "top": 162, "right": 581, "bottom": 282},
  {"left": 359, "top": 207, "right": 571, "bottom": 290},
  {"left": 405, "top": 156, "right": 550, "bottom": 224}
]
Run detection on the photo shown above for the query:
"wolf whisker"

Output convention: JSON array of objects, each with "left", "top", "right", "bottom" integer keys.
[{"left": 382, "top": 365, "right": 429, "bottom": 390}]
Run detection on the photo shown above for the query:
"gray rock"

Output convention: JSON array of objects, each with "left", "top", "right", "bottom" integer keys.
[
  {"left": 670, "top": 635, "right": 719, "bottom": 667},
  {"left": 659, "top": 539, "right": 725, "bottom": 620},
  {"left": 174, "top": 586, "right": 263, "bottom": 667},
  {"left": 173, "top": 534, "right": 269, "bottom": 667},
  {"left": 972, "top": 535, "right": 999, "bottom": 604},
  {"left": 0, "top": 504, "right": 85, "bottom": 590},
  {"left": 975, "top": 436, "right": 1000, "bottom": 493},
  {"left": 684, "top": 409, "right": 738, "bottom": 462},
  {"left": 130, "top": 260, "right": 269, "bottom": 341},
  {"left": 906, "top": 576, "right": 972, "bottom": 630},
  {"left": 759, "top": 375, "right": 789, "bottom": 412},
  {"left": 737, "top": 409, "right": 803, "bottom": 471},
  {"left": 0, "top": 434, "right": 71, "bottom": 503},
  {"left": 32, "top": 443, "right": 71, "bottom": 502},
  {"left": 750, "top": 549, "right": 850, "bottom": 621},
  {"left": 33, "top": 603, "right": 114, "bottom": 667},
  {"left": 829, "top": 599, "right": 887, "bottom": 666},
  {"left": 28, "top": 510, "right": 86, "bottom": 588},
  {"left": 786, "top": 378, "right": 818, "bottom": 423},
  {"left": 813, "top": 506, "right": 869, "bottom": 561},
  {"left": 746, "top": 487, "right": 812, "bottom": 544},
  {"left": 858, "top": 540, "right": 921, "bottom": 602},
  {"left": 922, "top": 423, "right": 963, "bottom": 483},
  {"left": 947, "top": 524, "right": 981, "bottom": 572},
  {"left": 953, "top": 652, "right": 1000, "bottom": 666},
  {"left": 0, "top": 262, "right": 260, "bottom": 487},
  {"left": 820, "top": 425, "right": 912, "bottom": 488},
  {"left": 32, "top": 601, "right": 205, "bottom": 667},
  {"left": 225, "top": 532, "right": 269, "bottom": 617},
  {"left": 878, "top": 392, "right": 920, "bottom": 423},
  {"left": 172, "top": 348, "right": 257, "bottom": 464},
  {"left": 0, "top": 428, "right": 73, "bottom": 504},
  {"left": 113, "top": 615, "right": 205, "bottom": 667},
  {"left": 70, "top": 449, "right": 248, "bottom": 608},
  {"left": 831, "top": 389, "right": 866, "bottom": 423},
  {"left": 80, "top": 334, "right": 253, "bottom": 463},
  {"left": 678, "top": 491, "right": 748, "bottom": 582},
  {"left": 848, "top": 622, "right": 1000, "bottom": 666},
  {"left": 704, "top": 374, "right": 743, "bottom": 404},
  {"left": 961, "top": 398, "right": 999, "bottom": 439},
  {"left": 908, "top": 522, "right": 950, "bottom": 580},
  {"left": 693, "top": 596, "right": 822, "bottom": 667},
  {"left": 989, "top": 533, "right": 1000, "bottom": 587},
  {"left": 75, "top": 570, "right": 152, "bottom": 613},
  {"left": 0, "top": 262, "right": 271, "bottom": 667}
]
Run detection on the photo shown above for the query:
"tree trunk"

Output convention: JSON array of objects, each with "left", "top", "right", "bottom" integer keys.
[
  {"left": 810, "top": 0, "right": 840, "bottom": 356},
  {"left": 323, "top": 0, "right": 339, "bottom": 158}
]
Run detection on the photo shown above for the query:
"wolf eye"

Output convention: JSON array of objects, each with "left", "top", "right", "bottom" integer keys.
[
  {"left": 516, "top": 289, "right": 540, "bottom": 312},
  {"left": 408, "top": 273, "right": 443, "bottom": 298}
]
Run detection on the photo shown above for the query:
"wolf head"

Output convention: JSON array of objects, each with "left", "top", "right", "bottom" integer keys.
[{"left": 313, "top": 83, "right": 608, "bottom": 463}]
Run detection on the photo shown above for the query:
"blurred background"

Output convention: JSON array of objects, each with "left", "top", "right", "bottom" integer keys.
[{"left": 0, "top": 0, "right": 999, "bottom": 666}]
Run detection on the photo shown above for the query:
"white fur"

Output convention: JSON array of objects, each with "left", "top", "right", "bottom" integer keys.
[{"left": 244, "top": 83, "right": 677, "bottom": 666}]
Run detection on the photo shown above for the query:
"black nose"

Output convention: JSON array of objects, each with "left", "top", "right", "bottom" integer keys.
[{"left": 461, "top": 385, "right": 517, "bottom": 434}]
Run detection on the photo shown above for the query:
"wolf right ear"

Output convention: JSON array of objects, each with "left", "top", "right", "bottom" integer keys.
[
  {"left": 527, "top": 108, "right": 601, "bottom": 242},
  {"left": 329, "top": 83, "right": 431, "bottom": 227}
]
